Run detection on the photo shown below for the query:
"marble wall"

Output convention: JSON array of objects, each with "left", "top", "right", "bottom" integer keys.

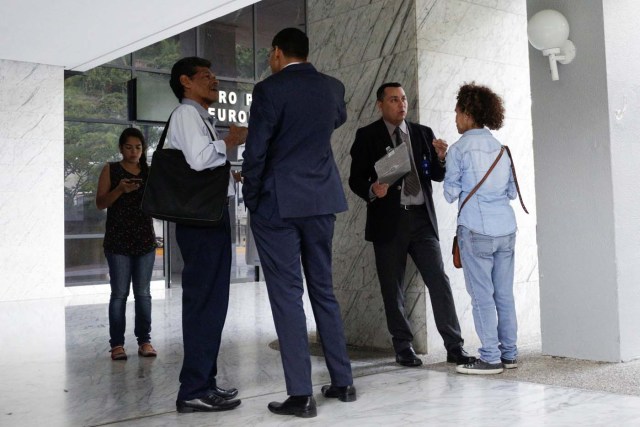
[
  {"left": 0, "top": 59, "right": 65, "bottom": 301},
  {"left": 308, "top": 0, "right": 540, "bottom": 354},
  {"left": 308, "top": 0, "right": 429, "bottom": 352}
]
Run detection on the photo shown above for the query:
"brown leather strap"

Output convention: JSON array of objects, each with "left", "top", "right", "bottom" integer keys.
[
  {"left": 504, "top": 146, "right": 529, "bottom": 214},
  {"left": 457, "top": 146, "right": 505, "bottom": 217}
]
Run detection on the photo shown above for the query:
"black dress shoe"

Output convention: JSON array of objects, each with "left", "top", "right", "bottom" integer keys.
[
  {"left": 210, "top": 385, "right": 238, "bottom": 400},
  {"left": 268, "top": 395, "right": 317, "bottom": 418},
  {"left": 176, "top": 394, "right": 241, "bottom": 413},
  {"left": 396, "top": 347, "right": 423, "bottom": 367},
  {"left": 446, "top": 347, "right": 476, "bottom": 365},
  {"left": 321, "top": 384, "right": 357, "bottom": 402}
]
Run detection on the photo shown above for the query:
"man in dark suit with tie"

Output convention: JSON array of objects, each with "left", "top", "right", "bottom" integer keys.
[
  {"left": 242, "top": 28, "right": 355, "bottom": 419},
  {"left": 349, "top": 82, "right": 475, "bottom": 367}
]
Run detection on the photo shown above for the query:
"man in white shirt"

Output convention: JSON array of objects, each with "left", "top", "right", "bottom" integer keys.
[{"left": 167, "top": 56, "right": 247, "bottom": 414}]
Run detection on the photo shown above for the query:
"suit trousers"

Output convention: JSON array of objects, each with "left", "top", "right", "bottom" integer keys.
[
  {"left": 373, "top": 207, "right": 464, "bottom": 353},
  {"left": 175, "top": 210, "right": 231, "bottom": 401},
  {"left": 250, "top": 210, "right": 353, "bottom": 396}
]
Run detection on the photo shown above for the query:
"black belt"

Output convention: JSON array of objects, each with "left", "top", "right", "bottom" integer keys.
[{"left": 400, "top": 204, "right": 424, "bottom": 211}]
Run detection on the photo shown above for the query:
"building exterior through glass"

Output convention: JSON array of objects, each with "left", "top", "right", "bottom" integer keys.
[{"left": 63, "top": 0, "right": 306, "bottom": 286}]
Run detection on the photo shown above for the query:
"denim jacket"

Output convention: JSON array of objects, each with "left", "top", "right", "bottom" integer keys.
[{"left": 443, "top": 128, "right": 517, "bottom": 237}]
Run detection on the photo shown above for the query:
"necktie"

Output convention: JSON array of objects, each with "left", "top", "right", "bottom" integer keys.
[
  {"left": 394, "top": 126, "right": 402, "bottom": 147},
  {"left": 394, "top": 127, "right": 421, "bottom": 196}
]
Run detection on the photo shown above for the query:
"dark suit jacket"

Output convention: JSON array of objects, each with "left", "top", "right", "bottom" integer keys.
[
  {"left": 242, "top": 63, "right": 348, "bottom": 218},
  {"left": 349, "top": 118, "right": 444, "bottom": 242}
]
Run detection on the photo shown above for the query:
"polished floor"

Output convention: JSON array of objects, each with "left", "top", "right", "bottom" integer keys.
[{"left": 1, "top": 282, "right": 639, "bottom": 426}]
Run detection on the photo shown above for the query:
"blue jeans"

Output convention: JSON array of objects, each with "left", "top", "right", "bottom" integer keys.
[
  {"left": 105, "top": 250, "right": 155, "bottom": 347},
  {"left": 457, "top": 226, "right": 517, "bottom": 363}
]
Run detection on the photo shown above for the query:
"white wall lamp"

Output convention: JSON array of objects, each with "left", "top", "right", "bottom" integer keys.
[{"left": 527, "top": 9, "right": 576, "bottom": 81}]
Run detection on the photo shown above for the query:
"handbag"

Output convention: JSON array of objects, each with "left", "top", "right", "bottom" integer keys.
[
  {"left": 141, "top": 114, "right": 231, "bottom": 227},
  {"left": 452, "top": 146, "right": 528, "bottom": 268}
]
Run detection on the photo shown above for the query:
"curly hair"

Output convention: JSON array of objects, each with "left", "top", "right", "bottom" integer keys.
[{"left": 456, "top": 82, "right": 505, "bottom": 130}]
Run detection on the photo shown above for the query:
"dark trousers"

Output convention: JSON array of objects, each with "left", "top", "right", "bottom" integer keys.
[
  {"left": 175, "top": 210, "right": 231, "bottom": 401},
  {"left": 373, "top": 208, "right": 463, "bottom": 353},
  {"left": 251, "top": 211, "right": 353, "bottom": 396}
]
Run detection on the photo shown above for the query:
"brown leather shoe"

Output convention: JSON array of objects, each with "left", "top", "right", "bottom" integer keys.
[
  {"left": 138, "top": 343, "right": 157, "bottom": 357},
  {"left": 110, "top": 345, "right": 127, "bottom": 361}
]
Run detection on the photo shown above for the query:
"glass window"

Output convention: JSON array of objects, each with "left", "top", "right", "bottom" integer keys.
[
  {"left": 106, "top": 54, "right": 131, "bottom": 67},
  {"left": 256, "top": 0, "right": 306, "bottom": 79},
  {"left": 134, "top": 30, "right": 196, "bottom": 71},
  {"left": 209, "top": 81, "right": 254, "bottom": 128},
  {"left": 64, "top": 122, "right": 126, "bottom": 285},
  {"left": 64, "top": 122, "right": 165, "bottom": 285},
  {"left": 64, "top": 68, "right": 131, "bottom": 120},
  {"left": 63, "top": 0, "right": 305, "bottom": 287},
  {"left": 132, "top": 72, "right": 178, "bottom": 122},
  {"left": 137, "top": 123, "right": 165, "bottom": 151},
  {"left": 199, "top": 7, "right": 254, "bottom": 79}
]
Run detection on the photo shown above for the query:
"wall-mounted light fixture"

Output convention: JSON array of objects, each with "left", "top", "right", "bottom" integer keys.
[{"left": 527, "top": 9, "right": 576, "bottom": 81}]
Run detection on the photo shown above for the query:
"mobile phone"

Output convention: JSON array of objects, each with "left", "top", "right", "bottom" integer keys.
[{"left": 128, "top": 178, "right": 143, "bottom": 184}]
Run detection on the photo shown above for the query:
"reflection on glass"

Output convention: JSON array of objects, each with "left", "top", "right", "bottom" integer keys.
[
  {"left": 133, "top": 72, "right": 178, "bottom": 122},
  {"left": 199, "top": 6, "right": 254, "bottom": 79},
  {"left": 106, "top": 54, "right": 131, "bottom": 67},
  {"left": 134, "top": 30, "right": 196, "bottom": 71},
  {"left": 64, "top": 122, "right": 164, "bottom": 285},
  {"left": 64, "top": 68, "right": 131, "bottom": 120},
  {"left": 209, "top": 81, "right": 254, "bottom": 127},
  {"left": 137, "top": 124, "right": 165, "bottom": 151},
  {"left": 62, "top": 0, "right": 305, "bottom": 286}
]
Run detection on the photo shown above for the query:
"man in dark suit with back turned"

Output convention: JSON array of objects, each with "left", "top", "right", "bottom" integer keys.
[
  {"left": 242, "top": 28, "right": 355, "bottom": 419},
  {"left": 349, "top": 82, "right": 475, "bottom": 367}
]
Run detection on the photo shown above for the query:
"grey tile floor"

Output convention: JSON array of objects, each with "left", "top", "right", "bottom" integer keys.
[{"left": 1, "top": 282, "right": 639, "bottom": 426}]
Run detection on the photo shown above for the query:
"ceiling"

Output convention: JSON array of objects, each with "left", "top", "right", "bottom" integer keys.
[{"left": 0, "top": 0, "right": 259, "bottom": 71}]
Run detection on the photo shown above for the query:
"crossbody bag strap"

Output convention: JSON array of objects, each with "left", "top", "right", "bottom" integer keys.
[
  {"left": 157, "top": 113, "right": 217, "bottom": 151},
  {"left": 457, "top": 146, "right": 505, "bottom": 217},
  {"left": 503, "top": 145, "right": 529, "bottom": 214},
  {"left": 156, "top": 114, "right": 172, "bottom": 150},
  {"left": 200, "top": 116, "right": 217, "bottom": 141}
]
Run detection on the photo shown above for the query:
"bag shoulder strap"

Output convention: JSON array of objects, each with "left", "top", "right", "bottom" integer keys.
[
  {"left": 156, "top": 115, "right": 172, "bottom": 150},
  {"left": 457, "top": 146, "right": 505, "bottom": 217},
  {"left": 504, "top": 146, "right": 529, "bottom": 214},
  {"left": 200, "top": 116, "right": 217, "bottom": 141},
  {"left": 156, "top": 111, "right": 217, "bottom": 151}
]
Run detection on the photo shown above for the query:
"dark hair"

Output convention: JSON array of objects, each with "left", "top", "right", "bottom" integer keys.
[
  {"left": 119, "top": 127, "right": 148, "bottom": 175},
  {"left": 169, "top": 56, "right": 212, "bottom": 101},
  {"left": 376, "top": 82, "right": 402, "bottom": 101},
  {"left": 272, "top": 28, "right": 309, "bottom": 59},
  {"left": 456, "top": 82, "right": 505, "bottom": 130}
]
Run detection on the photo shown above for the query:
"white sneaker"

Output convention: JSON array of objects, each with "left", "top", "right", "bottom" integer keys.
[{"left": 501, "top": 357, "right": 518, "bottom": 369}]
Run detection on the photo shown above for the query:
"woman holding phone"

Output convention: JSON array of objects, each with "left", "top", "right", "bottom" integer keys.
[{"left": 96, "top": 127, "right": 157, "bottom": 361}]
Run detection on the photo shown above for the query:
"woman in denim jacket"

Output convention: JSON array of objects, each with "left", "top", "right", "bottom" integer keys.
[{"left": 443, "top": 83, "right": 518, "bottom": 375}]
